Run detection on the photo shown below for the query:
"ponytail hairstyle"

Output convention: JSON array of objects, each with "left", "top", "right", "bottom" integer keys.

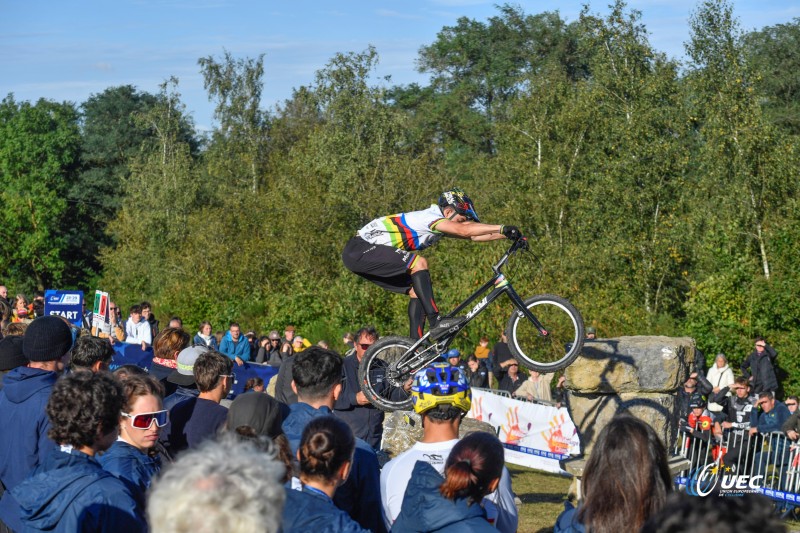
[
  {"left": 298, "top": 416, "right": 355, "bottom": 482},
  {"left": 440, "top": 431, "right": 504, "bottom": 503}
]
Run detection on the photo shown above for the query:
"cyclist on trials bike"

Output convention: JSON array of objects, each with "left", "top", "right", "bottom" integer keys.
[{"left": 342, "top": 187, "right": 522, "bottom": 340}]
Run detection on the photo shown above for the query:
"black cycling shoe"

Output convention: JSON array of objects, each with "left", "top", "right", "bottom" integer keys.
[{"left": 429, "top": 316, "right": 468, "bottom": 341}]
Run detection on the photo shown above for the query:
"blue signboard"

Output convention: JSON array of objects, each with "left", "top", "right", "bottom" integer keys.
[{"left": 44, "top": 290, "right": 83, "bottom": 326}]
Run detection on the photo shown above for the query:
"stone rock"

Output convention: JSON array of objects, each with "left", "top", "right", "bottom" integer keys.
[
  {"left": 565, "top": 336, "right": 696, "bottom": 394},
  {"left": 566, "top": 391, "right": 678, "bottom": 455},
  {"left": 381, "top": 410, "right": 496, "bottom": 459}
]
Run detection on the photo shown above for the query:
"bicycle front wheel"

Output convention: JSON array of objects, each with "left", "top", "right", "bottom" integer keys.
[
  {"left": 358, "top": 336, "right": 417, "bottom": 412},
  {"left": 506, "top": 294, "right": 584, "bottom": 373}
]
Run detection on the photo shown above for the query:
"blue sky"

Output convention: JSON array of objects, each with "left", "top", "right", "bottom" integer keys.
[{"left": 2, "top": 0, "right": 798, "bottom": 132}]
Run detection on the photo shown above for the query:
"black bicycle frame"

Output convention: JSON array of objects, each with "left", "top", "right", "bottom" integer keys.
[{"left": 395, "top": 238, "right": 546, "bottom": 375}]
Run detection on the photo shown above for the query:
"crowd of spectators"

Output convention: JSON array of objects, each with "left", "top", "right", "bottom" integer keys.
[
  {"left": 0, "top": 288, "right": 788, "bottom": 531},
  {"left": 0, "top": 294, "right": 530, "bottom": 532}
]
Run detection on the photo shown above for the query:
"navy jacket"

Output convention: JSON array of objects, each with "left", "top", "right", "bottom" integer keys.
[
  {"left": 282, "top": 486, "right": 370, "bottom": 533},
  {"left": 192, "top": 333, "right": 218, "bottom": 350},
  {"left": 751, "top": 401, "right": 791, "bottom": 434},
  {"left": 553, "top": 502, "right": 587, "bottom": 533},
  {"left": 391, "top": 461, "right": 495, "bottom": 533},
  {"left": 163, "top": 386, "right": 199, "bottom": 411},
  {"left": 0, "top": 367, "right": 58, "bottom": 490},
  {"left": 282, "top": 402, "right": 385, "bottom": 533},
  {"left": 334, "top": 353, "right": 384, "bottom": 449},
  {"left": 6, "top": 447, "right": 146, "bottom": 533},
  {"left": 98, "top": 440, "right": 161, "bottom": 506},
  {"left": 219, "top": 332, "right": 251, "bottom": 362},
  {"left": 160, "top": 397, "right": 228, "bottom": 456}
]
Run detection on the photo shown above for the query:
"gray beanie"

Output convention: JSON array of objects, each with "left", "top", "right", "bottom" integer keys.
[{"left": 23, "top": 316, "right": 74, "bottom": 362}]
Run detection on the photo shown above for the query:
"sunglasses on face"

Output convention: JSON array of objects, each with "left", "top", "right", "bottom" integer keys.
[
  {"left": 787, "top": 402, "right": 797, "bottom": 407},
  {"left": 123, "top": 410, "right": 169, "bottom": 429},
  {"left": 359, "top": 343, "right": 373, "bottom": 350}
]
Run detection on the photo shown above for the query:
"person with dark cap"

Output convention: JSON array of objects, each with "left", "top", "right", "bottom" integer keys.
[
  {"left": 0, "top": 316, "right": 74, "bottom": 529},
  {"left": 226, "top": 392, "right": 294, "bottom": 483},
  {"left": 0, "top": 334, "right": 26, "bottom": 390},
  {"left": 228, "top": 391, "right": 286, "bottom": 440}
]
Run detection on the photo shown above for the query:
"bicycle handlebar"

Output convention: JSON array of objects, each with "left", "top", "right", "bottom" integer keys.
[{"left": 492, "top": 234, "right": 527, "bottom": 274}]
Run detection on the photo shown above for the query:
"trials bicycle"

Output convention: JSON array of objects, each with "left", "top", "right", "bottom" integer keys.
[{"left": 358, "top": 234, "right": 585, "bottom": 411}]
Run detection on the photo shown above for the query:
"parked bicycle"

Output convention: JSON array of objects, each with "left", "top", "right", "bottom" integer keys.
[{"left": 358, "top": 233, "right": 585, "bottom": 411}]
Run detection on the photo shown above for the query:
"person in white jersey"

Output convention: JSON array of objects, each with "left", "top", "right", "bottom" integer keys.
[
  {"left": 342, "top": 188, "right": 521, "bottom": 339},
  {"left": 379, "top": 362, "right": 518, "bottom": 532}
]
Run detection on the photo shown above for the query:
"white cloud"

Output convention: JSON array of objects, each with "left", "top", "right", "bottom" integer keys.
[{"left": 376, "top": 9, "right": 424, "bottom": 20}]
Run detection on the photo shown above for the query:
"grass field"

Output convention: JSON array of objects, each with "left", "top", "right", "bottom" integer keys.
[{"left": 507, "top": 464, "right": 572, "bottom": 533}]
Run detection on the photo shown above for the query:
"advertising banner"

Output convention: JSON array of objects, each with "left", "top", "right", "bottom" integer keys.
[
  {"left": 467, "top": 388, "right": 580, "bottom": 474},
  {"left": 43, "top": 290, "right": 83, "bottom": 326}
]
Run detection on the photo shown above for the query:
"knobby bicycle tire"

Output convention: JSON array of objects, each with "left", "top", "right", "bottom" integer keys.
[
  {"left": 358, "top": 336, "right": 418, "bottom": 412},
  {"left": 506, "top": 293, "right": 584, "bottom": 373}
]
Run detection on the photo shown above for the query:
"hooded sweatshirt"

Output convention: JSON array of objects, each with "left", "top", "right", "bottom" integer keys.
[
  {"left": 391, "top": 461, "right": 496, "bottom": 533},
  {"left": 0, "top": 367, "right": 58, "bottom": 490},
  {"left": 6, "top": 447, "right": 145, "bottom": 533}
]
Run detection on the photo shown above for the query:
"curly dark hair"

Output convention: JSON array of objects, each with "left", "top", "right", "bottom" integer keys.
[
  {"left": 47, "top": 371, "right": 124, "bottom": 448},
  {"left": 70, "top": 336, "right": 114, "bottom": 370}
]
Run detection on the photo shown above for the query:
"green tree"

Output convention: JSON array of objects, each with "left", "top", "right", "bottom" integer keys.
[
  {"left": 199, "top": 51, "right": 270, "bottom": 194},
  {"left": 101, "top": 79, "right": 202, "bottom": 302},
  {"left": 0, "top": 96, "right": 81, "bottom": 291},
  {"left": 743, "top": 19, "right": 800, "bottom": 134}
]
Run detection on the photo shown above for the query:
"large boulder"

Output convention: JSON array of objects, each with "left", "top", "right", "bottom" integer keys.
[
  {"left": 565, "top": 336, "right": 695, "bottom": 394},
  {"left": 381, "top": 410, "right": 496, "bottom": 459},
  {"left": 567, "top": 391, "right": 677, "bottom": 455},
  {"left": 564, "top": 336, "right": 696, "bottom": 454}
]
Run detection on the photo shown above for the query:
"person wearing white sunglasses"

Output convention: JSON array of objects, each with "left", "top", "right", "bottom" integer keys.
[{"left": 99, "top": 374, "right": 167, "bottom": 505}]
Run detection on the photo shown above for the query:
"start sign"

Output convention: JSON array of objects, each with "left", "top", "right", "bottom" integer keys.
[{"left": 44, "top": 290, "right": 84, "bottom": 326}]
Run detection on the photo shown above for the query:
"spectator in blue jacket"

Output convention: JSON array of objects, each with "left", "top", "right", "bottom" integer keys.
[
  {"left": 282, "top": 416, "right": 369, "bottom": 533},
  {"left": 219, "top": 322, "right": 250, "bottom": 365},
  {"left": 282, "top": 346, "right": 386, "bottom": 533},
  {"left": 98, "top": 374, "right": 166, "bottom": 506},
  {"left": 392, "top": 432, "right": 505, "bottom": 533},
  {"left": 6, "top": 371, "right": 146, "bottom": 532},
  {"left": 749, "top": 391, "right": 791, "bottom": 476},
  {"left": 0, "top": 316, "right": 73, "bottom": 530}
]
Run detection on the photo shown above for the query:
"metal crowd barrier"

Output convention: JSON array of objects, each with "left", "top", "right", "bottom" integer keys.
[{"left": 674, "top": 428, "right": 800, "bottom": 510}]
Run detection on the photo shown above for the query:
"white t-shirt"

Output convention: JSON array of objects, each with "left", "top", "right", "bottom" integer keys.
[
  {"left": 358, "top": 205, "right": 446, "bottom": 251},
  {"left": 380, "top": 438, "right": 518, "bottom": 533}
]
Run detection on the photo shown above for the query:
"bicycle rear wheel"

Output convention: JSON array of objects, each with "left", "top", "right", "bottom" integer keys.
[
  {"left": 506, "top": 294, "right": 584, "bottom": 373},
  {"left": 358, "top": 336, "right": 419, "bottom": 412}
]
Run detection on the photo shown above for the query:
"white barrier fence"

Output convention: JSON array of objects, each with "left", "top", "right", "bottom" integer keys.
[
  {"left": 467, "top": 388, "right": 580, "bottom": 474},
  {"left": 675, "top": 427, "right": 800, "bottom": 509}
]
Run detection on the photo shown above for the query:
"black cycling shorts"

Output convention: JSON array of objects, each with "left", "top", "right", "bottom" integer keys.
[{"left": 342, "top": 236, "right": 416, "bottom": 294}]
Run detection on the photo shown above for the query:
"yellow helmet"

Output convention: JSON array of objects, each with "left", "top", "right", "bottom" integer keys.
[{"left": 411, "top": 362, "right": 472, "bottom": 415}]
